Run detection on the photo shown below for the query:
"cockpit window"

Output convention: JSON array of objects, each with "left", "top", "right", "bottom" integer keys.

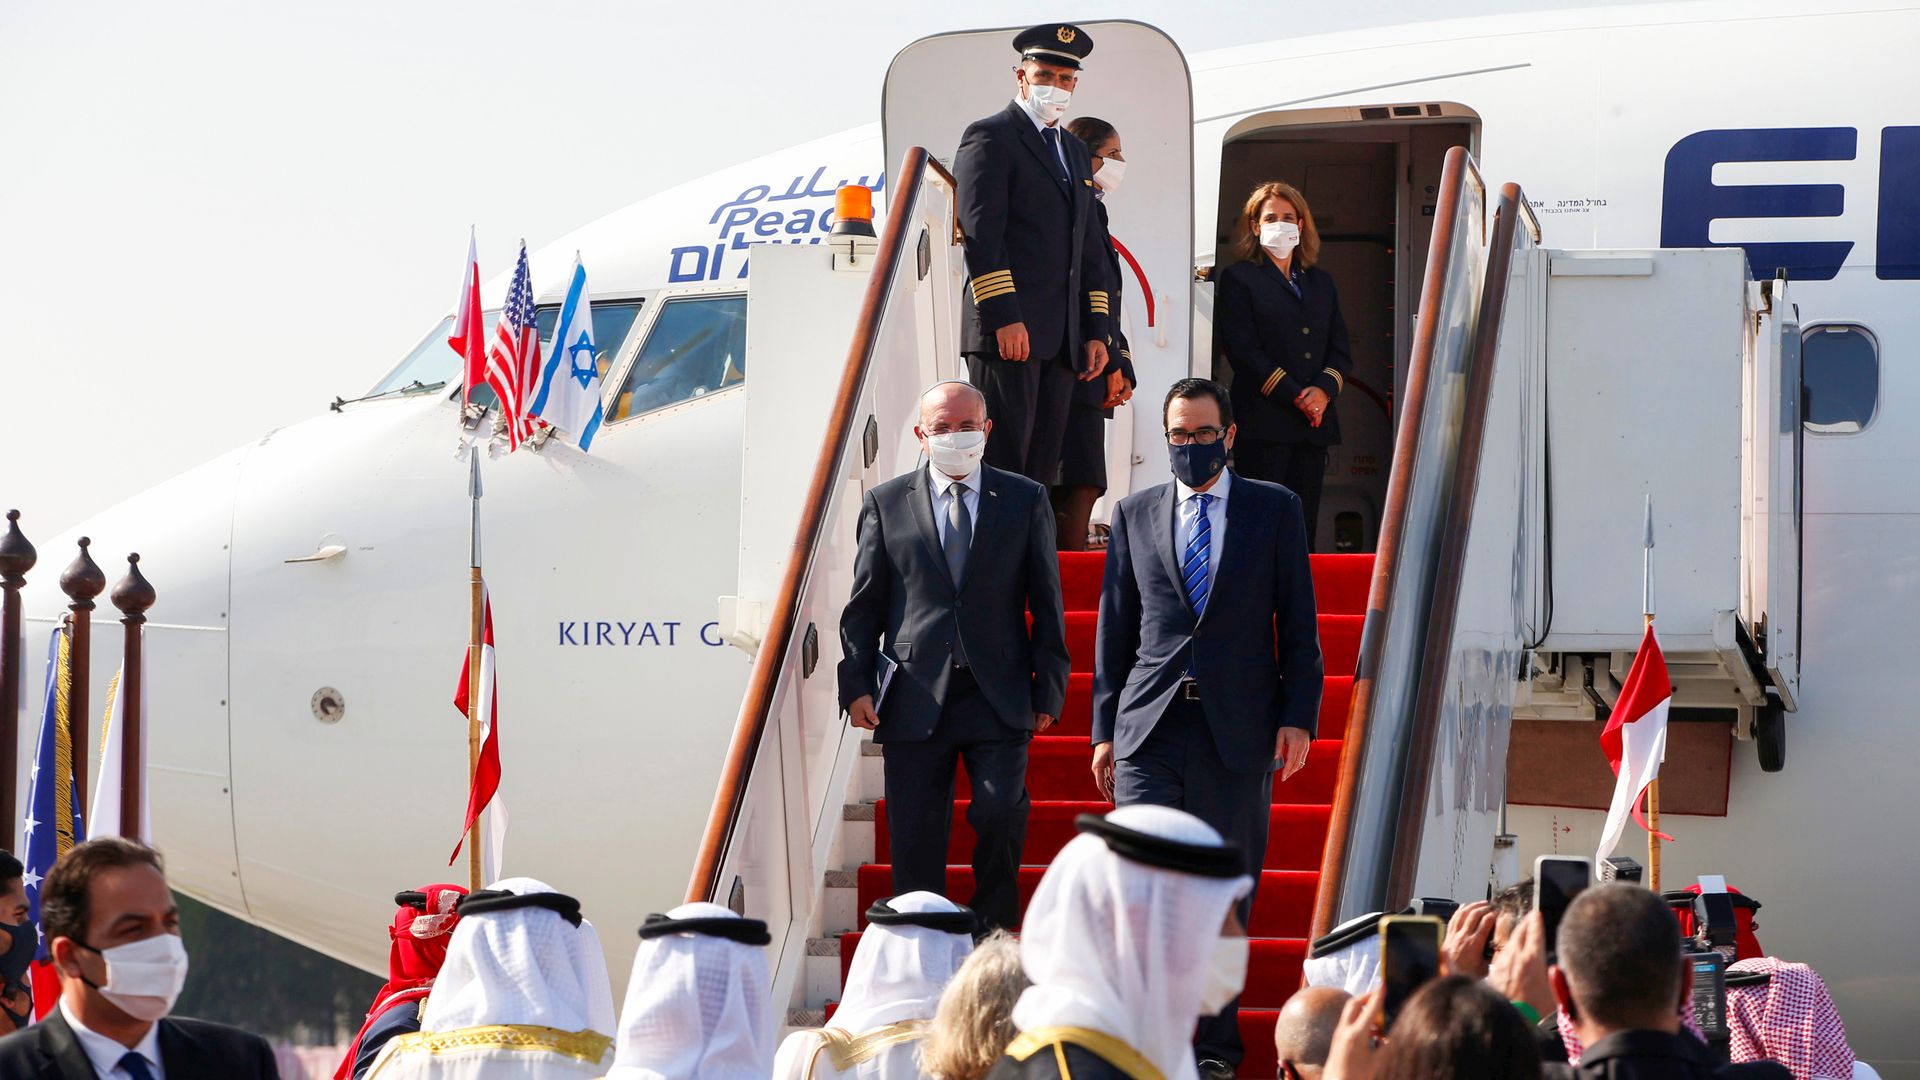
[
  {"left": 607, "top": 295, "right": 747, "bottom": 423},
  {"left": 367, "top": 316, "right": 466, "bottom": 398},
  {"left": 367, "top": 301, "right": 644, "bottom": 408},
  {"left": 533, "top": 302, "right": 644, "bottom": 387}
]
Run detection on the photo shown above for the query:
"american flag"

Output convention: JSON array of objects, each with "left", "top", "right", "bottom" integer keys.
[
  {"left": 482, "top": 242, "right": 542, "bottom": 451},
  {"left": 23, "top": 627, "right": 85, "bottom": 1019}
]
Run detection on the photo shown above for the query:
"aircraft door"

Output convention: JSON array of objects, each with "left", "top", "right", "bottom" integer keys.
[
  {"left": 1744, "top": 276, "right": 1801, "bottom": 709},
  {"left": 883, "top": 22, "right": 1193, "bottom": 495}
]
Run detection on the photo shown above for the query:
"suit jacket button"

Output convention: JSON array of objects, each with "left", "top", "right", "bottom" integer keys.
[
  {"left": 1304, "top": 351, "right": 1312, "bottom": 359},
  {"left": 1302, "top": 327, "right": 1311, "bottom": 335}
]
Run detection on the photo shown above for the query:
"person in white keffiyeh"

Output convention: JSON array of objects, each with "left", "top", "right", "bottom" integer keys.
[
  {"left": 365, "top": 877, "right": 617, "bottom": 1079},
  {"left": 987, "top": 805, "right": 1253, "bottom": 1080},
  {"left": 607, "top": 901, "right": 774, "bottom": 1080},
  {"left": 773, "top": 892, "right": 977, "bottom": 1080}
]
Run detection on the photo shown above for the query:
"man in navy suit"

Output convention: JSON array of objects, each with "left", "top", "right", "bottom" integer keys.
[
  {"left": 839, "top": 381, "right": 1070, "bottom": 932},
  {"left": 0, "top": 838, "right": 279, "bottom": 1079},
  {"left": 953, "top": 23, "right": 1113, "bottom": 490},
  {"left": 1091, "top": 378, "right": 1324, "bottom": 1077}
]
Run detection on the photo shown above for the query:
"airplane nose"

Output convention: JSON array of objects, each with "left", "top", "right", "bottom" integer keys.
[{"left": 13, "top": 442, "right": 249, "bottom": 912}]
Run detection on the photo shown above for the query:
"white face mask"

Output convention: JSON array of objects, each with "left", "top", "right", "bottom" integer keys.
[
  {"left": 1093, "top": 156, "right": 1126, "bottom": 195},
  {"left": 1022, "top": 82, "right": 1072, "bottom": 124},
  {"left": 925, "top": 430, "right": 987, "bottom": 477},
  {"left": 1197, "top": 936, "right": 1249, "bottom": 1016},
  {"left": 1260, "top": 221, "right": 1301, "bottom": 259},
  {"left": 84, "top": 932, "right": 190, "bottom": 1022}
]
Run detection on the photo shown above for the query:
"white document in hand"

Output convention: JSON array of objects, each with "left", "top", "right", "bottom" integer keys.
[{"left": 873, "top": 652, "right": 900, "bottom": 713}]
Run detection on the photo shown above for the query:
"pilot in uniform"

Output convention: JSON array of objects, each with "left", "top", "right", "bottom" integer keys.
[
  {"left": 985, "top": 807, "right": 1253, "bottom": 1080},
  {"left": 956, "top": 23, "right": 1114, "bottom": 490}
]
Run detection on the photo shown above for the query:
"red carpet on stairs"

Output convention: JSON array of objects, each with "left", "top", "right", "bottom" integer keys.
[{"left": 853, "top": 549, "right": 1371, "bottom": 1080}]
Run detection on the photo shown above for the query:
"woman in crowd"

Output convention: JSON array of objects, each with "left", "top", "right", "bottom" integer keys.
[
  {"left": 920, "top": 931, "right": 1031, "bottom": 1080},
  {"left": 1214, "top": 181, "right": 1353, "bottom": 548},
  {"left": 1324, "top": 977, "right": 1543, "bottom": 1080},
  {"left": 1053, "top": 115, "right": 1135, "bottom": 551}
]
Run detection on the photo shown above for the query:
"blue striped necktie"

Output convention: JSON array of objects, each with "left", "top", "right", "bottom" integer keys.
[{"left": 1183, "top": 493, "right": 1213, "bottom": 677}]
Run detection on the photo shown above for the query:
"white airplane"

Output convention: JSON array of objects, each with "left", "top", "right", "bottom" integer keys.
[{"left": 12, "top": 1, "right": 1918, "bottom": 1072}]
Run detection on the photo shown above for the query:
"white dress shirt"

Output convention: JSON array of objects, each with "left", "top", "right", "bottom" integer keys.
[
  {"left": 928, "top": 461, "right": 983, "bottom": 548},
  {"left": 62, "top": 999, "right": 166, "bottom": 1080},
  {"left": 1174, "top": 468, "right": 1232, "bottom": 583},
  {"left": 1011, "top": 96, "right": 1071, "bottom": 178}
]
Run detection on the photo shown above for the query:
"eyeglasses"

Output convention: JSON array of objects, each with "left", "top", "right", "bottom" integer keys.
[{"left": 1165, "top": 427, "right": 1226, "bottom": 446}]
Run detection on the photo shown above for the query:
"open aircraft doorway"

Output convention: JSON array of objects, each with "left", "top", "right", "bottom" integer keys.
[{"left": 1210, "top": 104, "right": 1476, "bottom": 553}]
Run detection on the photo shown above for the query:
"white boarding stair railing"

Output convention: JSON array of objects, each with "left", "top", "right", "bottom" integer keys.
[{"left": 685, "top": 146, "right": 970, "bottom": 1028}]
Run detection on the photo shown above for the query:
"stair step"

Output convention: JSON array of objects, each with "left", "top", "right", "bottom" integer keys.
[
  {"left": 1054, "top": 673, "right": 1354, "bottom": 741},
  {"left": 834, "top": 930, "right": 1308, "bottom": 1009},
  {"left": 1063, "top": 611, "right": 1361, "bottom": 677},
  {"left": 951, "top": 736, "right": 1343, "bottom": 805},
  {"left": 850, "top": 865, "right": 1318, "bottom": 938},
  {"left": 871, "top": 800, "right": 1331, "bottom": 870},
  {"left": 1058, "top": 550, "right": 1373, "bottom": 620}
]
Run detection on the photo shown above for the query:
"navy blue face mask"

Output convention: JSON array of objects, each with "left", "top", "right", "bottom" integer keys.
[
  {"left": 1169, "top": 439, "right": 1228, "bottom": 488},
  {"left": 0, "top": 918, "right": 34, "bottom": 983}
]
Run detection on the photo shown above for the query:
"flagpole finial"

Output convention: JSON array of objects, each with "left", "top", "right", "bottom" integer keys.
[
  {"left": 468, "top": 443, "right": 484, "bottom": 501},
  {"left": 1642, "top": 494, "right": 1655, "bottom": 621}
]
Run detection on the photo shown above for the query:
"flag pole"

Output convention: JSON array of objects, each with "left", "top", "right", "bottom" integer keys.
[
  {"left": 465, "top": 445, "right": 485, "bottom": 893},
  {"left": 1642, "top": 495, "right": 1661, "bottom": 891},
  {"left": 110, "top": 554, "right": 155, "bottom": 840}
]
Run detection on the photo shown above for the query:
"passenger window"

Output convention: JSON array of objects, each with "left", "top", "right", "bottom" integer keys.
[
  {"left": 607, "top": 296, "right": 747, "bottom": 423},
  {"left": 1801, "top": 324, "right": 1878, "bottom": 434}
]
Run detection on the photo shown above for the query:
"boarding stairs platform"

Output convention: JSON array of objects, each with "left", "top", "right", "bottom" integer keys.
[{"left": 683, "top": 141, "right": 1803, "bottom": 1080}]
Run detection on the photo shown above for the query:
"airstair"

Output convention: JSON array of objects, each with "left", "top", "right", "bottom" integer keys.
[{"left": 685, "top": 125, "right": 1801, "bottom": 1078}]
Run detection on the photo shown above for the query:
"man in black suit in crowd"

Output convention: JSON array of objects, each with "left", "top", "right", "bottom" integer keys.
[
  {"left": 0, "top": 837, "right": 279, "bottom": 1079},
  {"left": 955, "top": 23, "right": 1114, "bottom": 488},
  {"left": 1092, "top": 378, "right": 1324, "bottom": 1077},
  {"left": 839, "top": 381, "right": 1070, "bottom": 932}
]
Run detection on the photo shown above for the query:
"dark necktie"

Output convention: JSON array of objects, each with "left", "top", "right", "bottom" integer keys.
[
  {"left": 945, "top": 482, "right": 972, "bottom": 667},
  {"left": 1041, "top": 127, "right": 1067, "bottom": 182},
  {"left": 1184, "top": 493, "right": 1214, "bottom": 677},
  {"left": 118, "top": 1052, "right": 157, "bottom": 1080}
]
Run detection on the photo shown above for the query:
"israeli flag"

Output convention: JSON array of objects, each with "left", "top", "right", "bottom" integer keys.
[{"left": 530, "top": 252, "right": 605, "bottom": 452}]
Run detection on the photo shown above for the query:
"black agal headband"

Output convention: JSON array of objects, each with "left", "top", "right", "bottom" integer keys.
[
  {"left": 1075, "top": 813, "right": 1245, "bottom": 878},
  {"left": 866, "top": 897, "right": 977, "bottom": 935},
  {"left": 456, "top": 889, "right": 584, "bottom": 927},
  {"left": 639, "top": 912, "right": 772, "bottom": 946}
]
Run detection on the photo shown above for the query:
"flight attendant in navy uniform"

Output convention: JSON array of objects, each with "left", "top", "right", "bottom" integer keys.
[
  {"left": 1054, "top": 115, "right": 1136, "bottom": 551},
  {"left": 955, "top": 24, "right": 1115, "bottom": 497},
  {"left": 1214, "top": 181, "right": 1353, "bottom": 549}
]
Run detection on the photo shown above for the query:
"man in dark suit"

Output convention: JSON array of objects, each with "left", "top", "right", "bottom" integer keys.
[
  {"left": 0, "top": 837, "right": 279, "bottom": 1079},
  {"left": 840, "top": 381, "right": 1070, "bottom": 932},
  {"left": 955, "top": 23, "right": 1114, "bottom": 489},
  {"left": 1091, "top": 378, "right": 1324, "bottom": 1077}
]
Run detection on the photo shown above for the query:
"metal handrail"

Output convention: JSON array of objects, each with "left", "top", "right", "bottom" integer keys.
[{"left": 1311, "top": 146, "right": 1487, "bottom": 936}]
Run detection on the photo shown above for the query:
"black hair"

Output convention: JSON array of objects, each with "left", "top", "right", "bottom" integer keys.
[
  {"left": 0, "top": 849, "right": 19, "bottom": 886},
  {"left": 1558, "top": 883, "right": 1684, "bottom": 1031},
  {"left": 1163, "top": 377, "right": 1233, "bottom": 429},
  {"left": 1066, "top": 116, "right": 1117, "bottom": 155},
  {"left": 41, "top": 837, "right": 165, "bottom": 946}
]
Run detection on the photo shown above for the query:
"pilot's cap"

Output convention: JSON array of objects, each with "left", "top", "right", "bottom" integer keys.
[{"left": 1014, "top": 23, "right": 1093, "bottom": 70}]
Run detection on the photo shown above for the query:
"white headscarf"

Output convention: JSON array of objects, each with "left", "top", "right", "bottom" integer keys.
[
  {"left": 833, "top": 891, "right": 974, "bottom": 1032},
  {"left": 1303, "top": 912, "right": 1384, "bottom": 996},
  {"left": 419, "top": 876, "right": 617, "bottom": 1035},
  {"left": 772, "top": 893, "right": 975, "bottom": 1080},
  {"left": 1011, "top": 805, "right": 1252, "bottom": 1080},
  {"left": 608, "top": 901, "right": 772, "bottom": 1080}
]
